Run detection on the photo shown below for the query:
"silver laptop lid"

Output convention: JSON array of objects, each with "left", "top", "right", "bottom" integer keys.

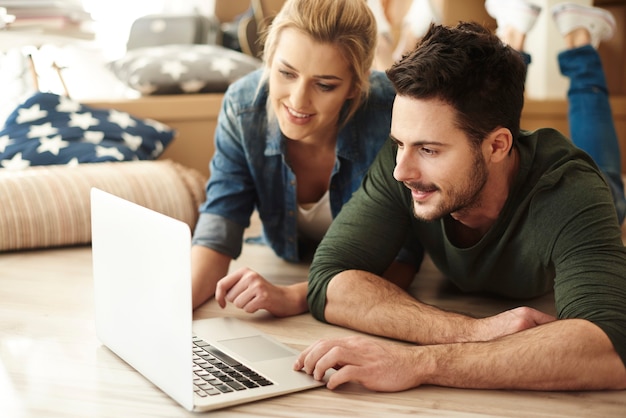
[{"left": 91, "top": 187, "right": 194, "bottom": 410}]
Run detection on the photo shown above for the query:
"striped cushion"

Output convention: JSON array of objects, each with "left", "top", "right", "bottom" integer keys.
[{"left": 0, "top": 160, "right": 206, "bottom": 252}]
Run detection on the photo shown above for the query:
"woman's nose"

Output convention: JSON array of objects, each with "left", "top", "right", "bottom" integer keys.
[{"left": 290, "top": 81, "right": 310, "bottom": 109}]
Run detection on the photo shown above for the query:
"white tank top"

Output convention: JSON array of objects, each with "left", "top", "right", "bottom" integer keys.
[{"left": 297, "top": 190, "right": 333, "bottom": 243}]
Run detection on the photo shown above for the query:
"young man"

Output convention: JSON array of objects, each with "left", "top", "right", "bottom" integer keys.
[{"left": 294, "top": 8, "right": 626, "bottom": 392}]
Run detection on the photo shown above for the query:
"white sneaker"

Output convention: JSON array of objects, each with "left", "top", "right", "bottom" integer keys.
[
  {"left": 551, "top": 3, "right": 616, "bottom": 48},
  {"left": 485, "top": 0, "right": 542, "bottom": 36}
]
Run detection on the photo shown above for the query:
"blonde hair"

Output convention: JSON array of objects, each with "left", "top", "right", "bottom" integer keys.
[{"left": 259, "top": 0, "right": 377, "bottom": 126}]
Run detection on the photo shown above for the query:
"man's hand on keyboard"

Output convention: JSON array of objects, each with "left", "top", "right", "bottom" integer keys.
[{"left": 293, "top": 335, "right": 422, "bottom": 392}]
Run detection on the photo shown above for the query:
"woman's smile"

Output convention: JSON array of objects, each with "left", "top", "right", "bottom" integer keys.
[{"left": 285, "top": 104, "right": 314, "bottom": 124}]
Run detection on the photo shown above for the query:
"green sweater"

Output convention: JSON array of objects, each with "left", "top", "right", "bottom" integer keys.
[{"left": 308, "top": 128, "right": 626, "bottom": 365}]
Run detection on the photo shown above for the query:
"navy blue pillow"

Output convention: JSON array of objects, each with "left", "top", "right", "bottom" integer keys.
[{"left": 0, "top": 92, "right": 175, "bottom": 169}]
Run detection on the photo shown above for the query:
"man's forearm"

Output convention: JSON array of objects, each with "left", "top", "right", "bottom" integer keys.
[
  {"left": 324, "top": 270, "right": 477, "bottom": 344},
  {"left": 313, "top": 270, "right": 626, "bottom": 392},
  {"left": 324, "top": 270, "right": 554, "bottom": 344},
  {"left": 419, "top": 319, "right": 626, "bottom": 390}
]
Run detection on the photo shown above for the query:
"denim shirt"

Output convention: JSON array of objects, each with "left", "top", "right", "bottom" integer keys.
[{"left": 192, "top": 69, "right": 395, "bottom": 262}]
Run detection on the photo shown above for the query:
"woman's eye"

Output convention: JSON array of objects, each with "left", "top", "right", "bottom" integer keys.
[
  {"left": 279, "top": 70, "right": 295, "bottom": 79},
  {"left": 317, "top": 83, "right": 336, "bottom": 92}
]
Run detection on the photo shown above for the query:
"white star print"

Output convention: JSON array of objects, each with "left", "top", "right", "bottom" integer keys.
[
  {"left": 57, "top": 96, "right": 81, "bottom": 113},
  {"left": 122, "top": 132, "right": 142, "bottom": 151},
  {"left": 69, "top": 112, "right": 100, "bottom": 130},
  {"left": 83, "top": 131, "right": 105, "bottom": 144},
  {"left": 144, "top": 119, "right": 170, "bottom": 133},
  {"left": 134, "top": 82, "right": 159, "bottom": 95},
  {"left": 66, "top": 157, "right": 79, "bottom": 167},
  {"left": 95, "top": 145, "right": 124, "bottom": 160},
  {"left": 1, "top": 152, "right": 31, "bottom": 170},
  {"left": 108, "top": 110, "right": 136, "bottom": 130},
  {"left": 161, "top": 60, "right": 188, "bottom": 80},
  {"left": 28, "top": 122, "right": 58, "bottom": 139},
  {"left": 180, "top": 79, "right": 206, "bottom": 93},
  {"left": 0, "top": 135, "right": 13, "bottom": 152},
  {"left": 36, "top": 135, "right": 70, "bottom": 155},
  {"left": 151, "top": 141, "right": 163, "bottom": 158},
  {"left": 16, "top": 104, "right": 47, "bottom": 124},
  {"left": 210, "top": 56, "right": 237, "bottom": 77},
  {"left": 128, "top": 56, "right": 152, "bottom": 73}
]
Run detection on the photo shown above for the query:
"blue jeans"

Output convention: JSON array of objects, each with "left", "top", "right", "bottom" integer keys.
[{"left": 522, "top": 46, "right": 626, "bottom": 224}]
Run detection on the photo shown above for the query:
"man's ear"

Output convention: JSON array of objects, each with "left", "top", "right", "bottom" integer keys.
[{"left": 484, "top": 127, "right": 513, "bottom": 163}]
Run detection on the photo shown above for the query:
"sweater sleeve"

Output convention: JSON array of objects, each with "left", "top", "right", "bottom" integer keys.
[
  {"left": 546, "top": 165, "right": 626, "bottom": 366},
  {"left": 307, "top": 139, "right": 415, "bottom": 322}
]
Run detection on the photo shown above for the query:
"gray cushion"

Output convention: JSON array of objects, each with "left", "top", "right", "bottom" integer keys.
[{"left": 109, "top": 44, "right": 262, "bottom": 95}]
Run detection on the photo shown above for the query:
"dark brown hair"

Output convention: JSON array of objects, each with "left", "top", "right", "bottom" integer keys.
[{"left": 386, "top": 22, "right": 527, "bottom": 147}]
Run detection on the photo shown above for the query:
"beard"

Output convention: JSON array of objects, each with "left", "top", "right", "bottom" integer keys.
[{"left": 406, "top": 150, "right": 489, "bottom": 222}]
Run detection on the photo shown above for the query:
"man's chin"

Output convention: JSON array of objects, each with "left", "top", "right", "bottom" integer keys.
[{"left": 412, "top": 203, "right": 442, "bottom": 222}]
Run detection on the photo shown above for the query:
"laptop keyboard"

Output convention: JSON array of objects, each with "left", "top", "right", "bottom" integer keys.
[{"left": 192, "top": 335, "right": 274, "bottom": 397}]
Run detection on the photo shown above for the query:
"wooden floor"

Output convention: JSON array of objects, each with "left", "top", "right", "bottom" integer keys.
[{"left": 1, "top": 216, "right": 625, "bottom": 417}]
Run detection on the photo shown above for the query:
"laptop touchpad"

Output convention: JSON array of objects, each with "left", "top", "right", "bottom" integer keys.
[{"left": 219, "top": 335, "right": 296, "bottom": 362}]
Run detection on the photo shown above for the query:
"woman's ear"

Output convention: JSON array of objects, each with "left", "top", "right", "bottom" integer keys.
[
  {"left": 346, "top": 82, "right": 360, "bottom": 100},
  {"left": 349, "top": 69, "right": 371, "bottom": 100}
]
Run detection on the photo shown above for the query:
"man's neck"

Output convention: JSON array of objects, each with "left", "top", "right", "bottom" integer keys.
[{"left": 449, "top": 147, "right": 520, "bottom": 243}]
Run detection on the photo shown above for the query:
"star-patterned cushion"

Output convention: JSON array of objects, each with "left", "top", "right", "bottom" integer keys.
[
  {"left": 108, "top": 44, "right": 262, "bottom": 95},
  {"left": 0, "top": 92, "right": 175, "bottom": 169}
]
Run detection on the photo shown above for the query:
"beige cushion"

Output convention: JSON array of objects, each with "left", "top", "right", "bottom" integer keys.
[{"left": 0, "top": 160, "right": 206, "bottom": 252}]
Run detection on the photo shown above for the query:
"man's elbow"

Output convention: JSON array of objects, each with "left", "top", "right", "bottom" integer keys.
[{"left": 306, "top": 271, "right": 331, "bottom": 323}]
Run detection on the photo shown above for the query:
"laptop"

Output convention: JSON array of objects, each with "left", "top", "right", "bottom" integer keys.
[{"left": 90, "top": 187, "right": 329, "bottom": 412}]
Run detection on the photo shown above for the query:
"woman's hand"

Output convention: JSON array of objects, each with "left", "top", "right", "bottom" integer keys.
[{"left": 215, "top": 267, "right": 309, "bottom": 317}]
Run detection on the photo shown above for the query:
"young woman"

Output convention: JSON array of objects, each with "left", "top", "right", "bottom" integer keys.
[{"left": 191, "top": 0, "right": 415, "bottom": 314}]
